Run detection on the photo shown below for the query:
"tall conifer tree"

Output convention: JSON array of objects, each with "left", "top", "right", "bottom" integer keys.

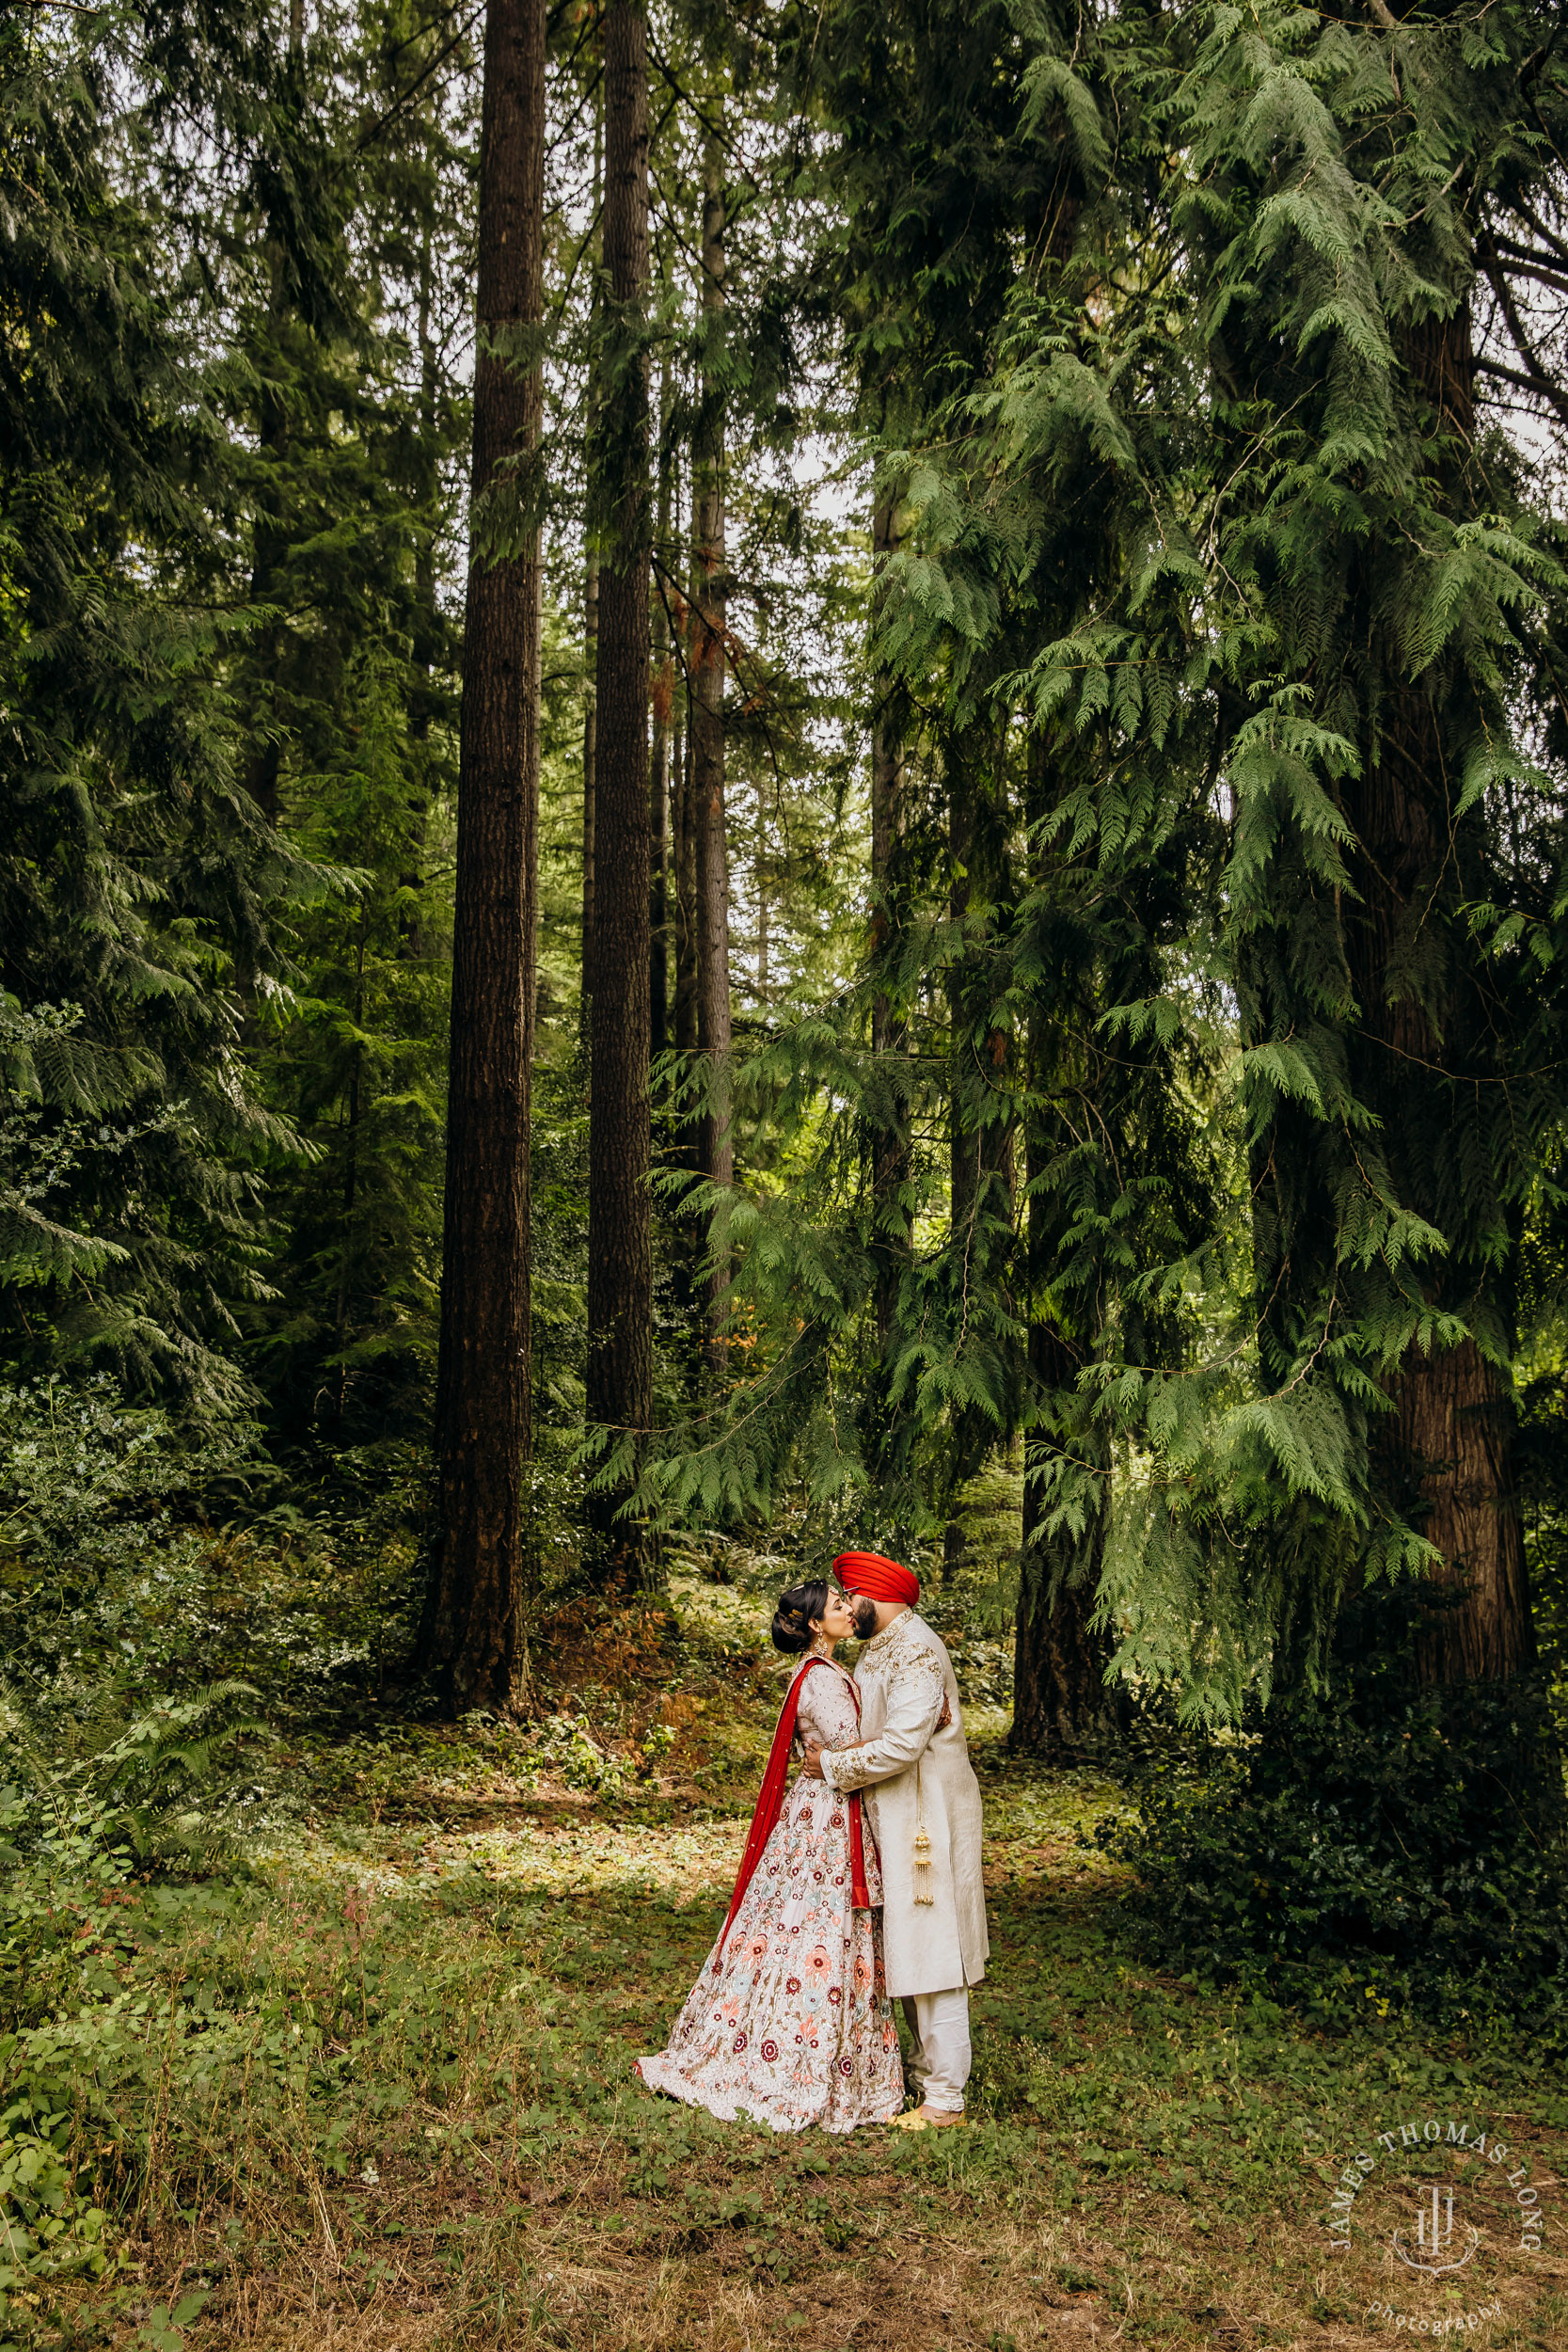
[
  {"left": 692, "top": 106, "right": 734, "bottom": 1374},
  {"left": 586, "top": 0, "right": 654, "bottom": 1577},
  {"left": 423, "top": 0, "right": 546, "bottom": 1708},
  {"left": 1164, "top": 0, "right": 1568, "bottom": 1698}
]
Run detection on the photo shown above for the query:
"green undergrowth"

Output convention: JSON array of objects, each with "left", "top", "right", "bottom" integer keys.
[
  {"left": 2, "top": 1472, "right": 1565, "bottom": 2347},
  {"left": 3, "top": 1720, "right": 1566, "bottom": 2349},
  {"left": 1101, "top": 1589, "right": 1568, "bottom": 2046}
]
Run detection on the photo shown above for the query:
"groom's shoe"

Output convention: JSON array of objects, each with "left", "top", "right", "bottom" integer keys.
[{"left": 891, "top": 2105, "right": 966, "bottom": 2131}]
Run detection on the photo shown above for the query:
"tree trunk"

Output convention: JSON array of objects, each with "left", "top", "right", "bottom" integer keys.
[
  {"left": 1009, "top": 709, "right": 1128, "bottom": 1753},
  {"left": 423, "top": 0, "right": 545, "bottom": 1713},
  {"left": 755, "top": 770, "right": 768, "bottom": 999},
  {"left": 870, "top": 488, "right": 908, "bottom": 1343},
  {"left": 582, "top": 552, "right": 598, "bottom": 997},
  {"left": 1352, "top": 664, "right": 1529, "bottom": 1683},
  {"left": 670, "top": 688, "right": 702, "bottom": 1370},
  {"left": 692, "top": 119, "right": 732, "bottom": 1374},
  {"left": 943, "top": 753, "right": 972, "bottom": 1579},
  {"left": 650, "top": 371, "right": 673, "bottom": 1060},
  {"left": 943, "top": 728, "right": 1016, "bottom": 1558},
  {"left": 1011, "top": 1290, "right": 1128, "bottom": 1753},
  {"left": 334, "top": 917, "right": 367, "bottom": 1429},
  {"left": 1011, "top": 1020, "right": 1127, "bottom": 1755},
  {"left": 1351, "top": 306, "right": 1532, "bottom": 1687},
  {"left": 1003, "top": 180, "right": 1126, "bottom": 1749},
  {"left": 240, "top": 0, "right": 307, "bottom": 840},
  {"left": 673, "top": 702, "right": 698, "bottom": 1058},
  {"left": 399, "top": 222, "right": 439, "bottom": 964},
  {"left": 585, "top": 0, "right": 653, "bottom": 1580},
  {"left": 1396, "top": 1335, "right": 1532, "bottom": 1683},
  {"left": 580, "top": 74, "right": 603, "bottom": 1007}
]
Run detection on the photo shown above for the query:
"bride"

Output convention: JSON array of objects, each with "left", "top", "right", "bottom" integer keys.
[{"left": 636, "top": 1579, "right": 904, "bottom": 2132}]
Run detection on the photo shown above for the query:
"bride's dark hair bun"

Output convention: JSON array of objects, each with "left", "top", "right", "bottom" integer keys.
[{"left": 771, "top": 1579, "right": 829, "bottom": 1656}]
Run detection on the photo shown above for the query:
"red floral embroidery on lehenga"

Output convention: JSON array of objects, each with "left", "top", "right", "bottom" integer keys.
[{"left": 636, "top": 1661, "right": 902, "bottom": 2134}]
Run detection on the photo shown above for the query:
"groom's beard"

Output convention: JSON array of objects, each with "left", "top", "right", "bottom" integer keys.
[{"left": 850, "top": 1597, "right": 877, "bottom": 1639}]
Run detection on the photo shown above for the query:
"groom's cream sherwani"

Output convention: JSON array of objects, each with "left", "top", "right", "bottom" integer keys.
[{"left": 819, "top": 1609, "right": 988, "bottom": 2002}]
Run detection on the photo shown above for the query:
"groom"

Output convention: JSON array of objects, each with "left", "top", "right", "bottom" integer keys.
[{"left": 803, "top": 1550, "right": 988, "bottom": 2128}]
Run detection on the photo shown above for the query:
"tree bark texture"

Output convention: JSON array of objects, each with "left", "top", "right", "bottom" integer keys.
[
  {"left": 585, "top": 0, "right": 653, "bottom": 1576},
  {"left": 582, "top": 551, "right": 598, "bottom": 996},
  {"left": 755, "top": 770, "right": 768, "bottom": 998},
  {"left": 669, "top": 699, "right": 702, "bottom": 1364},
  {"left": 673, "top": 706, "right": 698, "bottom": 1058},
  {"left": 870, "top": 488, "right": 908, "bottom": 1344},
  {"left": 425, "top": 0, "right": 545, "bottom": 1711},
  {"left": 240, "top": 0, "right": 308, "bottom": 840},
  {"left": 650, "top": 374, "right": 673, "bottom": 1059},
  {"left": 1011, "top": 1294, "right": 1129, "bottom": 1753},
  {"left": 692, "top": 122, "right": 733, "bottom": 1369},
  {"left": 580, "top": 71, "right": 603, "bottom": 1004},
  {"left": 1354, "top": 305, "right": 1531, "bottom": 1686}
]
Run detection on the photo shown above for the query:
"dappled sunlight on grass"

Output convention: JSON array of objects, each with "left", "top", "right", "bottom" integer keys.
[{"left": 8, "top": 1581, "right": 1566, "bottom": 2352}]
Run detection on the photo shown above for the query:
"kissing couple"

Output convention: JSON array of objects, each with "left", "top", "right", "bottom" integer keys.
[{"left": 637, "top": 1549, "right": 989, "bottom": 2133}]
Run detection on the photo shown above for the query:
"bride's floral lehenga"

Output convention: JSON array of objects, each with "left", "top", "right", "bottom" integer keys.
[{"left": 636, "top": 1657, "right": 903, "bottom": 2133}]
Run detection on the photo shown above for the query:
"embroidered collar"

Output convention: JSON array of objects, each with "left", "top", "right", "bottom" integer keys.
[{"left": 858, "top": 1606, "right": 916, "bottom": 1665}]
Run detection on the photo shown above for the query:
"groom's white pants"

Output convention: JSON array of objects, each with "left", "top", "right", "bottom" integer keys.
[{"left": 901, "top": 1986, "right": 972, "bottom": 2113}]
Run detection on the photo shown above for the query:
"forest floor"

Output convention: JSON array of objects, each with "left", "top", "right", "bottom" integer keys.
[{"left": 31, "top": 1570, "right": 1568, "bottom": 2352}]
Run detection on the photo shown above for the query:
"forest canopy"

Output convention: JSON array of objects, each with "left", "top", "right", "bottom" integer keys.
[{"left": 4, "top": 0, "right": 1568, "bottom": 1740}]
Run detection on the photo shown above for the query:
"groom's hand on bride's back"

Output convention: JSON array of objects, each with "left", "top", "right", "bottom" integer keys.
[{"left": 802, "top": 1740, "right": 827, "bottom": 1780}]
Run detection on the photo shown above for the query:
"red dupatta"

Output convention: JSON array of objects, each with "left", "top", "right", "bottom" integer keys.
[{"left": 716, "top": 1656, "right": 875, "bottom": 1953}]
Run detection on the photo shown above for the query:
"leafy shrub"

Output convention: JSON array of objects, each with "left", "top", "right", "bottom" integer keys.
[
  {"left": 528, "top": 1709, "right": 629, "bottom": 1795},
  {"left": 0, "top": 1375, "right": 238, "bottom": 1687},
  {"left": 1102, "top": 1587, "right": 1568, "bottom": 2033},
  {"left": 0, "top": 1380, "right": 286, "bottom": 2339}
]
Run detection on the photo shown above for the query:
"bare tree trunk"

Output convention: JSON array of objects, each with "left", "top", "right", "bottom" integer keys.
[
  {"left": 650, "top": 370, "right": 673, "bottom": 1060},
  {"left": 332, "top": 913, "right": 369, "bottom": 1428},
  {"left": 424, "top": 0, "right": 545, "bottom": 1712},
  {"left": 755, "top": 771, "right": 768, "bottom": 999},
  {"left": 585, "top": 0, "right": 653, "bottom": 1581},
  {"left": 670, "top": 683, "right": 702, "bottom": 1371},
  {"left": 870, "top": 489, "right": 907, "bottom": 1344},
  {"left": 691, "top": 119, "right": 732, "bottom": 1375},
  {"left": 580, "top": 81, "right": 603, "bottom": 1004},
  {"left": 398, "top": 223, "right": 441, "bottom": 966},
  {"left": 239, "top": 0, "right": 309, "bottom": 842},
  {"left": 944, "top": 735, "right": 974, "bottom": 1579},
  {"left": 673, "top": 701, "right": 698, "bottom": 1059},
  {"left": 582, "top": 554, "right": 598, "bottom": 997}
]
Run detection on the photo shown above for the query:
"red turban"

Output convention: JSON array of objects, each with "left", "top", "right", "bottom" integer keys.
[{"left": 833, "top": 1550, "right": 920, "bottom": 1607}]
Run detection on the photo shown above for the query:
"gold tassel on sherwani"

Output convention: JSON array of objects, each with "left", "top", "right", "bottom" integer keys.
[{"left": 912, "top": 1760, "right": 934, "bottom": 1903}]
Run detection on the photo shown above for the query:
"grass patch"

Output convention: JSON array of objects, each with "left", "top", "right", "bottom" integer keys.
[{"left": 5, "top": 1583, "right": 1565, "bottom": 2350}]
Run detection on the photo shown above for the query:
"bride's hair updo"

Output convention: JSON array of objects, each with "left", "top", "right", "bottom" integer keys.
[{"left": 770, "top": 1579, "right": 829, "bottom": 1656}]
